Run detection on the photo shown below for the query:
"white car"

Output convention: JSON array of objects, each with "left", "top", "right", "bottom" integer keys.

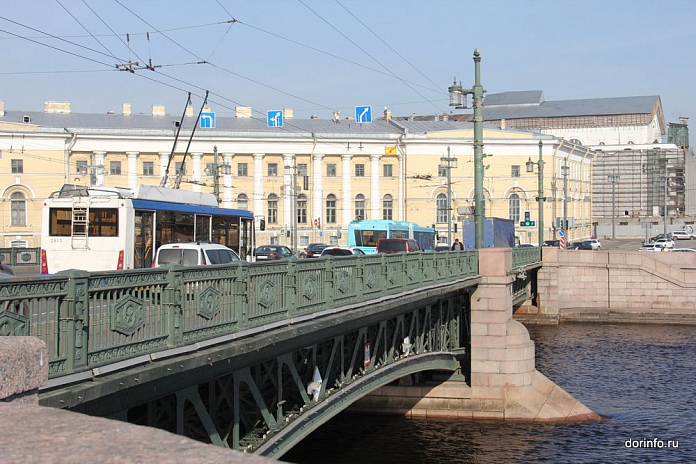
[
  {"left": 639, "top": 244, "right": 670, "bottom": 252},
  {"left": 584, "top": 239, "right": 601, "bottom": 250},
  {"left": 153, "top": 242, "right": 240, "bottom": 267},
  {"left": 319, "top": 246, "right": 366, "bottom": 257},
  {"left": 653, "top": 238, "right": 675, "bottom": 249},
  {"left": 669, "top": 230, "right": 696, "bottom": 240},
  {"left": 671, "top": 248, "right": 696, "bottom": 252}
]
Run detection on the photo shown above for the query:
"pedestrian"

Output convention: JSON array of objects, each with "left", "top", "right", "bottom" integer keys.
[{"left": 451, "top": 238, "right": 464, "bottom": 251}]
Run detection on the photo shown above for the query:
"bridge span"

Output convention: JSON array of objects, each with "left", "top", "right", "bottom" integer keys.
[{"left": 1, "top": 248, "right": 598, "bottom": 458}]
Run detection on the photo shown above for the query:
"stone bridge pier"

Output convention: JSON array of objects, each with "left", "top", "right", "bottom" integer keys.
[{"left": 356, "top": 248, "right": 600, "bottom": 422}]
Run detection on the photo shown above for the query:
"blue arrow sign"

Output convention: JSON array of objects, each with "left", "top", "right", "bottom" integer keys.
[
  {"left": 559, "top": 230, "right": 565, "bottom": 237},
  {"left": 200, "top": 112, "right": 216, "bottom": 129},
  {"left": 355, "top": 105, "right": 372, "bottom": 123},
  {"left": 267, "top": 110, "right": 283, "bottom": 127}
]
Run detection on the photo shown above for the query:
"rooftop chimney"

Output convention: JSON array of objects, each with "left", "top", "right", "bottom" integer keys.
[
  {"left": 283, "top": 108, "right": 293, "bottom": 119},
  {"left": 122, "top": 103, "right": 131, "bottom": 116},
  {"left": 44, "top": 101, "right": 71, "bottom": 114},
  {"left": 680, "top": 117, "right": 689, "bottom": 126},
  {"left": 384, "top": 108, "right": 392, "bottom": 120},
  {"left": 0, "top": 100, "right": 4, "bottom": 117},
  {"left": 235, "top": 106, "right": 252, "bottom": 118},
  {"left": 152, "top": 105, "right": 166, "bottom": 116},
  {"left": 500, "top": 118, "right": 506, "bottom": 129},
  {"left": 185, "top": 106, "right": 194, "bottom": 117},
  {"left": 311, "top": 115, "right": 318, "bottom": 120}
]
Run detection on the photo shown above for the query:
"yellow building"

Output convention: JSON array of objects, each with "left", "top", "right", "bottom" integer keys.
[{"left": 0, "top": 101, "right": 593, "bottom": 249}]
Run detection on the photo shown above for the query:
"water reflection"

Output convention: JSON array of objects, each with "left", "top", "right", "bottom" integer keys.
[{"left": 283, "top": 323, "right": 695, "bottom": 463}]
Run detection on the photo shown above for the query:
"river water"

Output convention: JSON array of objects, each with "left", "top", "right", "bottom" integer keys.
[{"left": 283, "top": 323, "right": 695, "bottom": 463}]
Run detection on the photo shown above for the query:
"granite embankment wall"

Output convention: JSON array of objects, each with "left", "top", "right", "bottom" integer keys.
[{"left": 521, "top": 248, "right": 696, "bottom": 324}]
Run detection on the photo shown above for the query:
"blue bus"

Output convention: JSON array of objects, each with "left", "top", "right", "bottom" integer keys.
[{"left": 346, "top": 220, "right": 436, "bottom": 254}]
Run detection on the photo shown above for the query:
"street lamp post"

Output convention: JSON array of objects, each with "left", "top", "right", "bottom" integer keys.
[
  {"left": 206, "top": 145, "right": 231, "bottom": 204},
  {"left": 562, "top": 157, "right": 569, "bottom": 237},
  {"left": 448, "top": 49, "right": 485, "bottom": 249},
  {"left": 440, "top": 147, "right": 457, "bottom": 244},
  {"left": 526, "top": 141, "right": 545, "bottom": 246},
  {"left": 284, "top": 163, "right": 299, "bottom": 256}
]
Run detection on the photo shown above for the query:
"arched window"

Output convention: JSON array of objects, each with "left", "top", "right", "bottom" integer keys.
[
  {"left": 267, "top": 193, "right": 278, "bottom": 224},
  {"left": 509, "top": 193, "right": 521, "bottom": 223},
  {"left": 237, "top": 193, "right": 248, "bottom": 210},
  {"left": 354, "top": 194, "right": 366, "bottom": 220},
  {"left": 297, "top": 194, "right": 307, "bottom": 224},
  {"left": 382, "top": 194, "right": 393, "bottom": 220},
  {"left": 436, "top": 193, "right": 448, "bottom": 223},
  {"left": 326, "top": 194, "right": 337, "bottom": 223},
  {"left": 10, "top": 191, "right": 27, "bottom": 226}
]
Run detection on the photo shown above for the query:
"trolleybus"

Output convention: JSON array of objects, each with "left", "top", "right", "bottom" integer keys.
[
  {"left": 40, "top": 184, "right": 254, "bottom": 273},
  {"left": 346, "top": 219, "right": 436, "bottom": 254}
]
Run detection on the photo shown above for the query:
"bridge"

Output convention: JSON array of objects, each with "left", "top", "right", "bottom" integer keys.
[{"left": 0, "top": 247, "right": 597, "bottom": 459}]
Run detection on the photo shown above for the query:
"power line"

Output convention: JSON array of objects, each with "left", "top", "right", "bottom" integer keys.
[{"left": 56, "top": 0, "right": 118, "bottom": 60}]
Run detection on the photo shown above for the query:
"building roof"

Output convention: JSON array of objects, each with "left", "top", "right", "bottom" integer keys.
[{"left": 482, "top": 93, "right": 661, "bottom": 120}]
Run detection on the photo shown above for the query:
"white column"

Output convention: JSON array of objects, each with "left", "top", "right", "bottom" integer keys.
[
  {"left": 159, "top": 151, "right": 170, "bottom": 186},
  {"left": 192, "top": 152, "right": 202, "bottom": 192},
  {"left": 223, "top": 153, "right": 233, "bottom": 208},
  {"left": 398, "top": 151, "right": 404, "bottom": 221},
  {"left": 313, "top": 153, "right": 324, "bottom": 226},
  {"left": 93, "top": 151, "right": 106, "bottom": 186},
  {"left": 283, "top": 154, "right": 294, "bottom": 226},
  {"left": 126, "top": 151, "right": 138, "bottom": 189},
  {"left": 253, "top": 153, "right": 264, "bottom": 220},
  {"left": 342, "top": 153, "right": 352, "bottom": 225},
  {"left": 370, "top": 154, "right": 382, "bottom": 219}
]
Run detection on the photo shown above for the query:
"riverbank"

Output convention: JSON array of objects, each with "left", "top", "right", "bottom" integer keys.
[{"left": 515, "top": 306, "right": 696, "bottom": 325}]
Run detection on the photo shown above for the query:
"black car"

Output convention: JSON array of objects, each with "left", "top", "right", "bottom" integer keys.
[
  {"left": 302, "top": 243, "right": 329, "bottom": 258},
  {"left": 254, "top": 245, "right": 295, "bottom": 261},
  {"left": 568, "top": 241, "right": 593, "bottom": 250},
  {"left": 0, "top": 260, "right": 15, "bottom": 278},
  {"left": 543, "top": 240, "right": 560, "bottom": 247}
]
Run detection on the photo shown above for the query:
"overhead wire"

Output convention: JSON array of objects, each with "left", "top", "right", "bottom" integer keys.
[{"left": 56, "top": 0, "right": 118, "bottom": 60}]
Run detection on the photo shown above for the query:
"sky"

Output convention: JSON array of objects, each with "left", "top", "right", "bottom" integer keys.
[{"left": 1, "top": 0, "right": 695, "bottom": 144}]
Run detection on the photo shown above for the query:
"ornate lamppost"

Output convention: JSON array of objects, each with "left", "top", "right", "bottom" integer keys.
[{"left": 526, "top": 141, "right": 545, "bottom": 246}]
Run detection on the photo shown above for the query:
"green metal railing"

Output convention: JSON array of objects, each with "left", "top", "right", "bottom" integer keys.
[
  {"left": 0, "top": 251, "right": 479, "bottom": 379},
  {"left": 0, "top": 247, "right": 41, "bottom": 267},
  {"left": 512, "top": 246, "right": 542, "bottom": 269}
]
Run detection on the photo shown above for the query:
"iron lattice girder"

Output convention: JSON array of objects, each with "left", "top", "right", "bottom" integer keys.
[{"left": 47, "top": 286, "right": 471, "bottom": 456}]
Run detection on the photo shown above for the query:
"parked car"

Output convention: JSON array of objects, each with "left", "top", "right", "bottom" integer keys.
[
  {"left": 319, "top": 246, "right": 366, "bottom": 257},
  {"left": 376, "top": 238, "right": 420, "bottom": 254},
  {"left": 302, "top": 243, "right": 330, "bottom": 258},
  {"left": 639, "top": 243, "right": 670, "bottom": 252},
  {"left": 434, "top": 244, "right": 451, "bottom": 252},
  {"left": 584, "top": 239, "right": 601, "bottom": 250},
  {"left": 669, "top": 230, "right": 696, "bottom": 240},
  {"left": 0, "top": 260, "right": 15, "bottom": 277},
  {"left": 647, "top": 233, "right": 667, "bottom": 243},
  {"left": 568, "top": 241, "right": 593, "bottom": 251},
  {"left": 671, "top": 248, "right": 696, "bottom": 252},
  {"left": 543, "top": 240, "right": 560, "bottom": 247},
  {"left": 653, "top": 238, "right": 675, "bottom": 249},
  {"left": 515, "top": 244, "right": 536, "bottom": 248},
  {"left": 254, "top": 245, "right": 295, "bottom": 261},
  {"left": 153, "top": 242, "right": 240, "bottom": 267}
]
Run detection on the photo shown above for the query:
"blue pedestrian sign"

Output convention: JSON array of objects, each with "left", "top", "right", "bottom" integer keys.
[
  {"left": 355, "top": 105, "right": 372, "bottom": 123},
  {"left": 267, "top": 110, "right": 283, "bottom": 127},
  {"left": 200, "top": 112, "right": 216, "bottom": 129}
]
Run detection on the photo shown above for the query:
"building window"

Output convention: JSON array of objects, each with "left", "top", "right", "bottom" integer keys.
[
  {"left": 383, "top": 164, "right": 393, "bottom": 177},
  {"left": 270, "top": 236, "right": 279, "bottom": 245},
  {"left": 267, "top": 193, "right": 278, "bottom": 224},
  {"left": 76, "top": 160, "right": 88, "bottom": 175},
  {"left": 327, "top": 164, "right": 336, "bottom": 177},
  {"left": 298, "top": 194, "right": 308, "bottom": 224},
  {"left": 355, "top": 164, "right": 365, "bottom": 177},
  {"left": 237, "top": 193, "right": 248, "bottom": 210},
  {"left": 511, "top": 165, "right": 520, "bottom": 178},
  {"left": 300, "top": 236, "right": 309, "bottom": 247},
  {"left": 436, "top": 193, "right": 448, "bottom": 223},
  {"left": 237, "top": 163, "right": 248, "bottom": 177},
  {"left": 268, "top": 163, "right": 278, "bottom": 177},
  {"left": 10, "top": 191, "right": 27, "bottom": 226},
  {"left": 326, "top": 194, "right": 337, "bottom": 224},
  {"left": 438, "top": 165, "right": 447, "bottom": 177},
  {"left": 355, "top": 194, "right": 366, "bottom": 220},
  {"left": 298, "top": 163, "right": 308, "bottom": 177},
  {"left": 110, "top": 161, "right": 122, "bottom": 175},
  {"left": 382, "top": 194, "right": 393, "bottom": 220},
  {"left": 143, "top": 161, "right": 154, "bottom": 176},
  {"left": 175, "top": 162, "right": 186, "bottom": 175},
  {"left": 509, "top": 193, "right": 521, "bottom": 223},
  {"left": 11, "top": 159, "right": 23, "bottom": 174}
]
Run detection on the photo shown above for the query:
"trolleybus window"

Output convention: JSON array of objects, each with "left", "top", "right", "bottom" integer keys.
[{"left": 48, "top": 208, "right": 118, "bottom": 237}]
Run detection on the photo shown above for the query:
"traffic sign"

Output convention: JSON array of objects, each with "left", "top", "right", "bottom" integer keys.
[
  {"left": 355, "top": 105, "right": 372, "bottom": 123},
  {"left": 314, "top": 218, "right": 319, "bottom": 228},
  {"left": 267, "top": 110, "right": 283, "bottom": 127},
  {"left": 559, "top": 230, "right": 566, "bottom": 250},
  {"left": 200, "top": 112, "right": 216, "bottom": 129}
]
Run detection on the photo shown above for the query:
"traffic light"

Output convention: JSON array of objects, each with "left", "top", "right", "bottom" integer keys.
[
  {"left": 519, "top": 211, "right": 536, "bottom": 227},
  {"left": 259, "top": 218, "right": 266, "bottom": 231}
]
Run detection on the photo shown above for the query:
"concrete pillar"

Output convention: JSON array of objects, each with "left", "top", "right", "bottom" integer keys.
[
  {"left": 313, "top": 153, "right": 324, "bottom": 226},
  {"left": 191, "top": 153, "right": 202, "bottom": 192},
  {"left": 253, "top": 154, "right": 264, "bottom": 221},
  {"left": 222, "top": 153, "right": 233, "bottom": 208},
  {"left": 342, "top": 153, "right": 352, "bottom": 225},
  {"left": 370, "top": 154, "right": 381, "bottom": 219},
  {"left": 126, "top": 151, "right": 138, "bottom": 189},
  {"left": 283, "top": 154, "right": 294, "bottom": 227},
  {"left": 93, "top": 151, "right": 106, "bottom": 186}
]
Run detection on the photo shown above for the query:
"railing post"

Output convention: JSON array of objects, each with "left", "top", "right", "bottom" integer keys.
[
  {"left": 238, "top": 262, "right": 249, "bottom": 329},
  {"left": 164, "top": 266, "right": 185, "bottom": 347},
  {"left": 63, "top": 270, "right": 90, "bottom": 374},
  {"left": 286, "top": 259, "right": 297, "bottom": 318}
]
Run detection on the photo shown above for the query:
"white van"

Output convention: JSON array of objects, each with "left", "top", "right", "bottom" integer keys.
[
  {"left": 153, "top": 242, "right": 240, "bottom": 267},
  {"left": 669, "top": 230, "right": 696, "bottom": 240}
]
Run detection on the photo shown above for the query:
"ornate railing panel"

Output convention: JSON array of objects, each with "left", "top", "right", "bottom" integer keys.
[
  {"left": 0, "top": 247, "right": 41, "bottom": 267},
  {"left": 512, "top": 247, "right": 542, "bottom": 269},
  {"left": 0, "top": 251, "right": 480, "bottom": 379}
]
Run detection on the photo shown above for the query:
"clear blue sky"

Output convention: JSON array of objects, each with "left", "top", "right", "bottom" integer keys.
[{"left": 1, "top": 0, "right": 694, "bottom": 143}]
